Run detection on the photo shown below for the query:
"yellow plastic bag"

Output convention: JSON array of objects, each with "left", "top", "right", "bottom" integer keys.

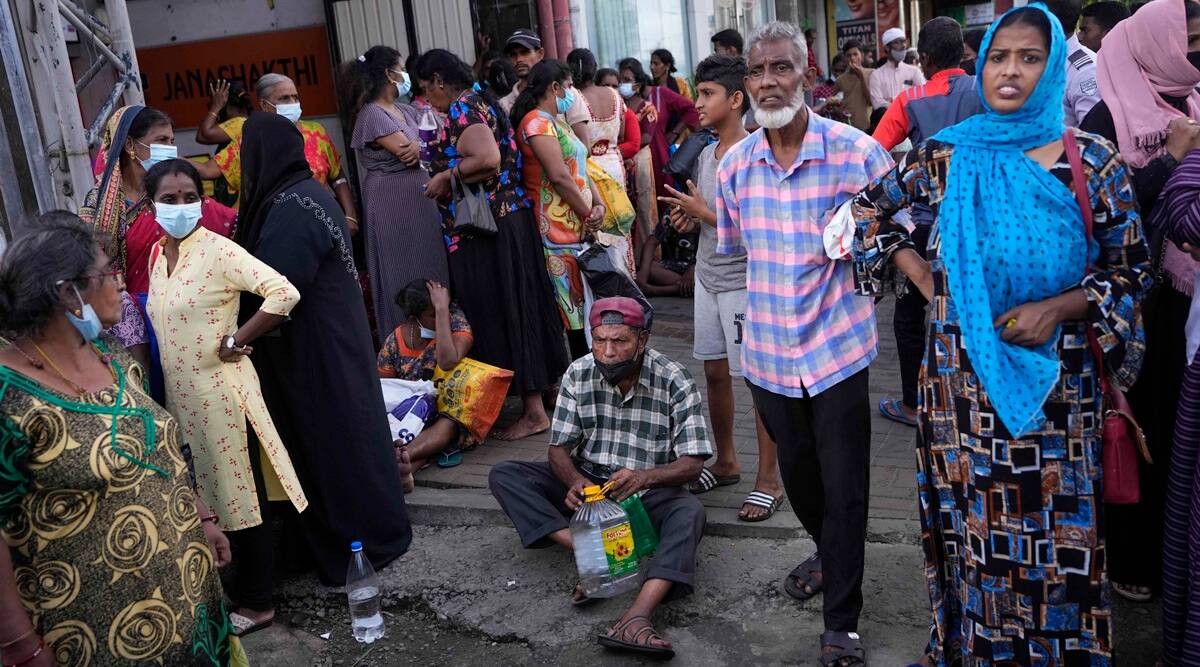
[
  {"left": 587, "top": 158, "right": 635, "bottom": 237},
  {"left": 433, "top": 358, "right": 514, "bottom": 442}
]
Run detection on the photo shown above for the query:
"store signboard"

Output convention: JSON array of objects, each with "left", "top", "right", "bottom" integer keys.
[
  {"left": 832, "top": 0, "right": 877, "bottom": 59},
  {"left": 964, "top": 3, "right": 996, "bottom": 26},
  {"left": 137, "top": 25, "right": 336, "bottom": 127}
]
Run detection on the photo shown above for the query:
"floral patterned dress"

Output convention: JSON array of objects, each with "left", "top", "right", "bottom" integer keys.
[
  {"left": 147, "top": 227, "right": 308, "bottom": 530},
  {"left": 215, "top": 119, "right": 344, "bottom": 194},
  {"left": 428, "top": 90, "right": 530, "bottom": 245},
  {"left": 0, "top": 340, "right": 246, "bottom": 666},
  {"left": 850, "top": 135, "right": 1151, "bottom": 665},
  {"left": 517, "top": 109, "right": 593, "bottom": 331},
  {"left": 376, "top": 304, "right": 473, "bottom": 381}
]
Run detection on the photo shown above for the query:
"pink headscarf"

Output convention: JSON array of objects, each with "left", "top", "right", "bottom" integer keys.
[{"left": 1096, "top": 0, "right": 1200, "bottom": 168}]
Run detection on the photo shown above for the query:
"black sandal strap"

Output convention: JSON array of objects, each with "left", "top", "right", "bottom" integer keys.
[
  {"left": 820, "top": 630, "right": 865, "bottom": 666},
  {"left": 789, "top": 552, "right": 821, "bottom": 579}
]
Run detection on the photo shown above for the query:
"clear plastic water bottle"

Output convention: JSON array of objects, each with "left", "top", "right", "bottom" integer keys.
[
  {"left": 346, "top": 541, "right": 385, "bottom": 643},
  {"left": 417, "top": 107, "right": 439, "bottom": 172},
  {"left": 570, "top": 485, "right": 642, "bottom": 598}
]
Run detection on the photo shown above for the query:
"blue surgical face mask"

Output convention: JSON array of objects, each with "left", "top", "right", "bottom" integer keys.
[
  {"left": 137, "top": 140, "right": 177, "bottom": 171},
  {"left": 271, "top": 101, "right": 303, "bottom": 123},
  {"left": 418, "top": 325, "right": 437, "bottom": 340},
  {"left": 617, "top": 82, "right": 635, "bottom": 99},
  {"left": 556, "top": 86, "right": 575, "bottom": 114},
  {"left": 64, "top": 284, "right": 102, "bottom": 342},
  {"left": 155, "top": 201, "right": 203, "bottom": 239},
  {"left": 390, "top": 69, "right": 412, "bottom": 97}
]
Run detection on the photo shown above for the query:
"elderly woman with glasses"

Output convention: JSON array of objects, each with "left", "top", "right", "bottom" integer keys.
[{"left": 0, "top": 212, "right": 247, "bottom": 666}]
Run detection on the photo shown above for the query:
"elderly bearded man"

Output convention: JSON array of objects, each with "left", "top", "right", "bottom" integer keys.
[
  {"left": 716, "top": 21, "right": 893, "bottom": 667},
  {"left": 488, "top": 296, "right": 713, "bottom": 660}
]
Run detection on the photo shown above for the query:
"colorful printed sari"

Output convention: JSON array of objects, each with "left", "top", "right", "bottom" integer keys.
[
  {"left": 517, "top": 110, "right": 592, "bottom": 331},
  {"left": 214, "top": 118, "right": 343, "bottom": 196}
]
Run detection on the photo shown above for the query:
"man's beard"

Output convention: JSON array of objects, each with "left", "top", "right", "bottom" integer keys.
[{"left": 749, "top": 86, "right": 807, "bottom": 129}]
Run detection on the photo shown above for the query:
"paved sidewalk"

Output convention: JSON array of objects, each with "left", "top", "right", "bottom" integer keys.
[{"left": 416, "top": 295, "right": 920, "bottom": 538}]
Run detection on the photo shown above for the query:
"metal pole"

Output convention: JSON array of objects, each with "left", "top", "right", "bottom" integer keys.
[
  {"left": 74, "top": 50, "right": 105, "bottom": 92},
  {"left": 59, "top": 0, "right": 111, "bottom": 43},
  {"left": 0, "top": 0, "right": 54, "bottom": 230},
  {"left": 31, "top": 0, "right": 95, "bottom": 206},
  {"left": 97, "top": 0, "right": 143, "bottom": 105},
  {"left": 57, "top": 1, "right": 125, "bottom": 75}
]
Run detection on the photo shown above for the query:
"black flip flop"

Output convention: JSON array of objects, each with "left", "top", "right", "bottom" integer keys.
[
  {"left": 229, "top": 612, "right": 274, "bottom": 638},
  {"left": 820, "top": 630, "right": 866, "bottom": 666},
  {"left": 689, "top": 467, "right": 741, "bottom": 494},
  {"left": 784, "top": 553, "right": 823, "bottom": 601},
  {"left": 597, "top": 615, "right": 675, "bottom": 659}
]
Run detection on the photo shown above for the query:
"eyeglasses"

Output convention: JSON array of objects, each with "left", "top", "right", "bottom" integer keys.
[{"left": 72, "top": 268, "right": 124, "bottom": 285}]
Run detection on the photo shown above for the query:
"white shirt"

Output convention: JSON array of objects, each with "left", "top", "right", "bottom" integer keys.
[
  {"left": 868, "top": 61, "right": 926, "bottom": 109},
  {"left": 1064, "top": 34, "right": 1101, "bottom": 127}
]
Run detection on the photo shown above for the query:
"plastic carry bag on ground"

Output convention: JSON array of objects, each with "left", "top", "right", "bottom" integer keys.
[
  {"left": 433, "top": 358, "right": 514, "bottom": 441},
  {"left": 380, "top": 379, "right": 437, "bottom": 443}
]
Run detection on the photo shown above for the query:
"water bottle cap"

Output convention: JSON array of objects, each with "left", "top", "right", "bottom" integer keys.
[
  {"left": 350, "top": 541, "right": 363, "bottom": 552},
  {"left": 583, "top": 485, "right": 605, "bottom": 502}
]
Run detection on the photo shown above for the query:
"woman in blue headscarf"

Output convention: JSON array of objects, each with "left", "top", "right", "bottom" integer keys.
[{"left": 849, "top": 4, "right": 1151, "bottom": 665}]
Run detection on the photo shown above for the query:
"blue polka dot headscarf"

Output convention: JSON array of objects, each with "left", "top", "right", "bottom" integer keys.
[{"left": 932, "top": 2, "right": 1092, "bottom": 437}]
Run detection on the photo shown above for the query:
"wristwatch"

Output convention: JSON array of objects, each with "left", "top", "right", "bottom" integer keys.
[{"left": 224, "top": 335, "right": 239, "bottom": 351}]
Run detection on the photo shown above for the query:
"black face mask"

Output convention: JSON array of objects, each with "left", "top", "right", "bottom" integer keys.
[
  {"left": 595, "top": 344, "right": 645, "bottom": 384},
  {"left": 1189, "top": 51, "right": 1200, "bottom": 72}
]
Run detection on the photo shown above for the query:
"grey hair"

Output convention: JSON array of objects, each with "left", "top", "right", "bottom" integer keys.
[
  {"left": 255, "top": 73, "right": 294, "bottom": 102},
  {"left": 0, "top": 212, "right": 99, "bottom": 338},
  {"left": 746, "top": 21, "right": 809, "bottom": 65}
]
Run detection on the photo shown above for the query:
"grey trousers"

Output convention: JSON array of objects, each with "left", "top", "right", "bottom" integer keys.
[{"left": 488, "top": 459, "right": 706, "bottom": 599}]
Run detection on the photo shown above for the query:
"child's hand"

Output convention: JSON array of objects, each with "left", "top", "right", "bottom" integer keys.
[{"left": 658, "top": 180, "right": 708, "bottom": 223}]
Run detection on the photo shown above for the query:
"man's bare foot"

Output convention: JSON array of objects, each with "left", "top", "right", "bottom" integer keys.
[
  {"left": 492, "top": 415, "right": 551, "bottom": 441},
  {"left": 709, "top": 461, "right": 742, "bottom": 479}
]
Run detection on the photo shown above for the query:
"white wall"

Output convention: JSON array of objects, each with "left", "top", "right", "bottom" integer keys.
[
  {"left": 124, "top": 0, "right": 343, "bottom": 160},
  {"left": 125, "top": 0, "right": 326, "bottom": 48},
  {"left": 688, "top": 0, "right": 716, "bottom": 71}
]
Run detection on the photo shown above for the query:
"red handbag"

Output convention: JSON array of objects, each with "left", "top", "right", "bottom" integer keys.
[{"left": 1062, "top": 129, "right": 1152, "bottom": 505}]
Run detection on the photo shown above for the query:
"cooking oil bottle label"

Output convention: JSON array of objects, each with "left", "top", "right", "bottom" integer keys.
[{"left": 602, "top": 522, "right": 638, "bottom": 576}]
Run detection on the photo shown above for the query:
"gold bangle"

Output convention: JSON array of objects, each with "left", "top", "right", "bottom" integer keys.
[
  {"left": 0, "top": 627, "right": 35, "bottom": 649},
  {"left": 205, "top": 111, "right": 219, "bottom": 118}
]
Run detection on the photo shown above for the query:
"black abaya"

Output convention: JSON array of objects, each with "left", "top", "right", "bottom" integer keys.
[{"left": 241, "top": 178, "right": 411, "bottom": 584}]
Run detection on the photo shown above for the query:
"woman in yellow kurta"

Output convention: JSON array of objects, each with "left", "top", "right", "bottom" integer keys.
[{"left": 144, "top": 159, "right": 306, "bottom": 637}]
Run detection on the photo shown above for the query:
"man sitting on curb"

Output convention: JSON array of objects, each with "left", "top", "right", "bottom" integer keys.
[{"left": 488, "top": 296, "right": 713, "bottom": 660}]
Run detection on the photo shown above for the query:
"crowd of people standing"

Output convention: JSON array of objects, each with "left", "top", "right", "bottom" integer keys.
[{"left": 3, "top": 0, "right": 1200, "bottom": 664}]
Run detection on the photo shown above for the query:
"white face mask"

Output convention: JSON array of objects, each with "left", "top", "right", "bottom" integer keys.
[
  {"left": 270, "top": 101, "right": 303, "bottom": 123},
  {"left": 890, "top": 48, "right": 908, "bottom": 63},
  {"left": 155, "top": 201, "right": 203, "bottom": 239}
]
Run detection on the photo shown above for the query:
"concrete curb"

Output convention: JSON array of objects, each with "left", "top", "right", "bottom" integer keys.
[{"left": 404, "top": 487, "right": 920, "bottom": 544}]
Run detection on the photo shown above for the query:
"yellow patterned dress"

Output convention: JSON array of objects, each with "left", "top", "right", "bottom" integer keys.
[{"left": 0, "top": 340, "right": 247, "bottom": 666}]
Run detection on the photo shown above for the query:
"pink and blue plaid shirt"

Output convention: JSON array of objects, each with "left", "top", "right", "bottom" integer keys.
[{"left": 716, "top": 113, "right": 893, "bottom": 397}]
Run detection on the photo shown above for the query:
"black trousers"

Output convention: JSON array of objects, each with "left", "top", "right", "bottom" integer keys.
[
  {"left": 748, "top": 369, "right": 871, "bottom": 632},
  {"left": 894, "top": 224, "right": 931, "bottom": 410},
  {"left": 488, "top": 459, "right": 706, "bottom": 600},
  {"left": 226, "top": 426, "right": 276, "bottom": 612}
]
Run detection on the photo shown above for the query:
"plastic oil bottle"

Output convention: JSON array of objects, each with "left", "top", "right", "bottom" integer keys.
[
  {"left": 346, "top": 541, "right": 385, "bottom": 643},
  {"left": 570, "top": 485, "right": 642, "bottom": 598}
]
